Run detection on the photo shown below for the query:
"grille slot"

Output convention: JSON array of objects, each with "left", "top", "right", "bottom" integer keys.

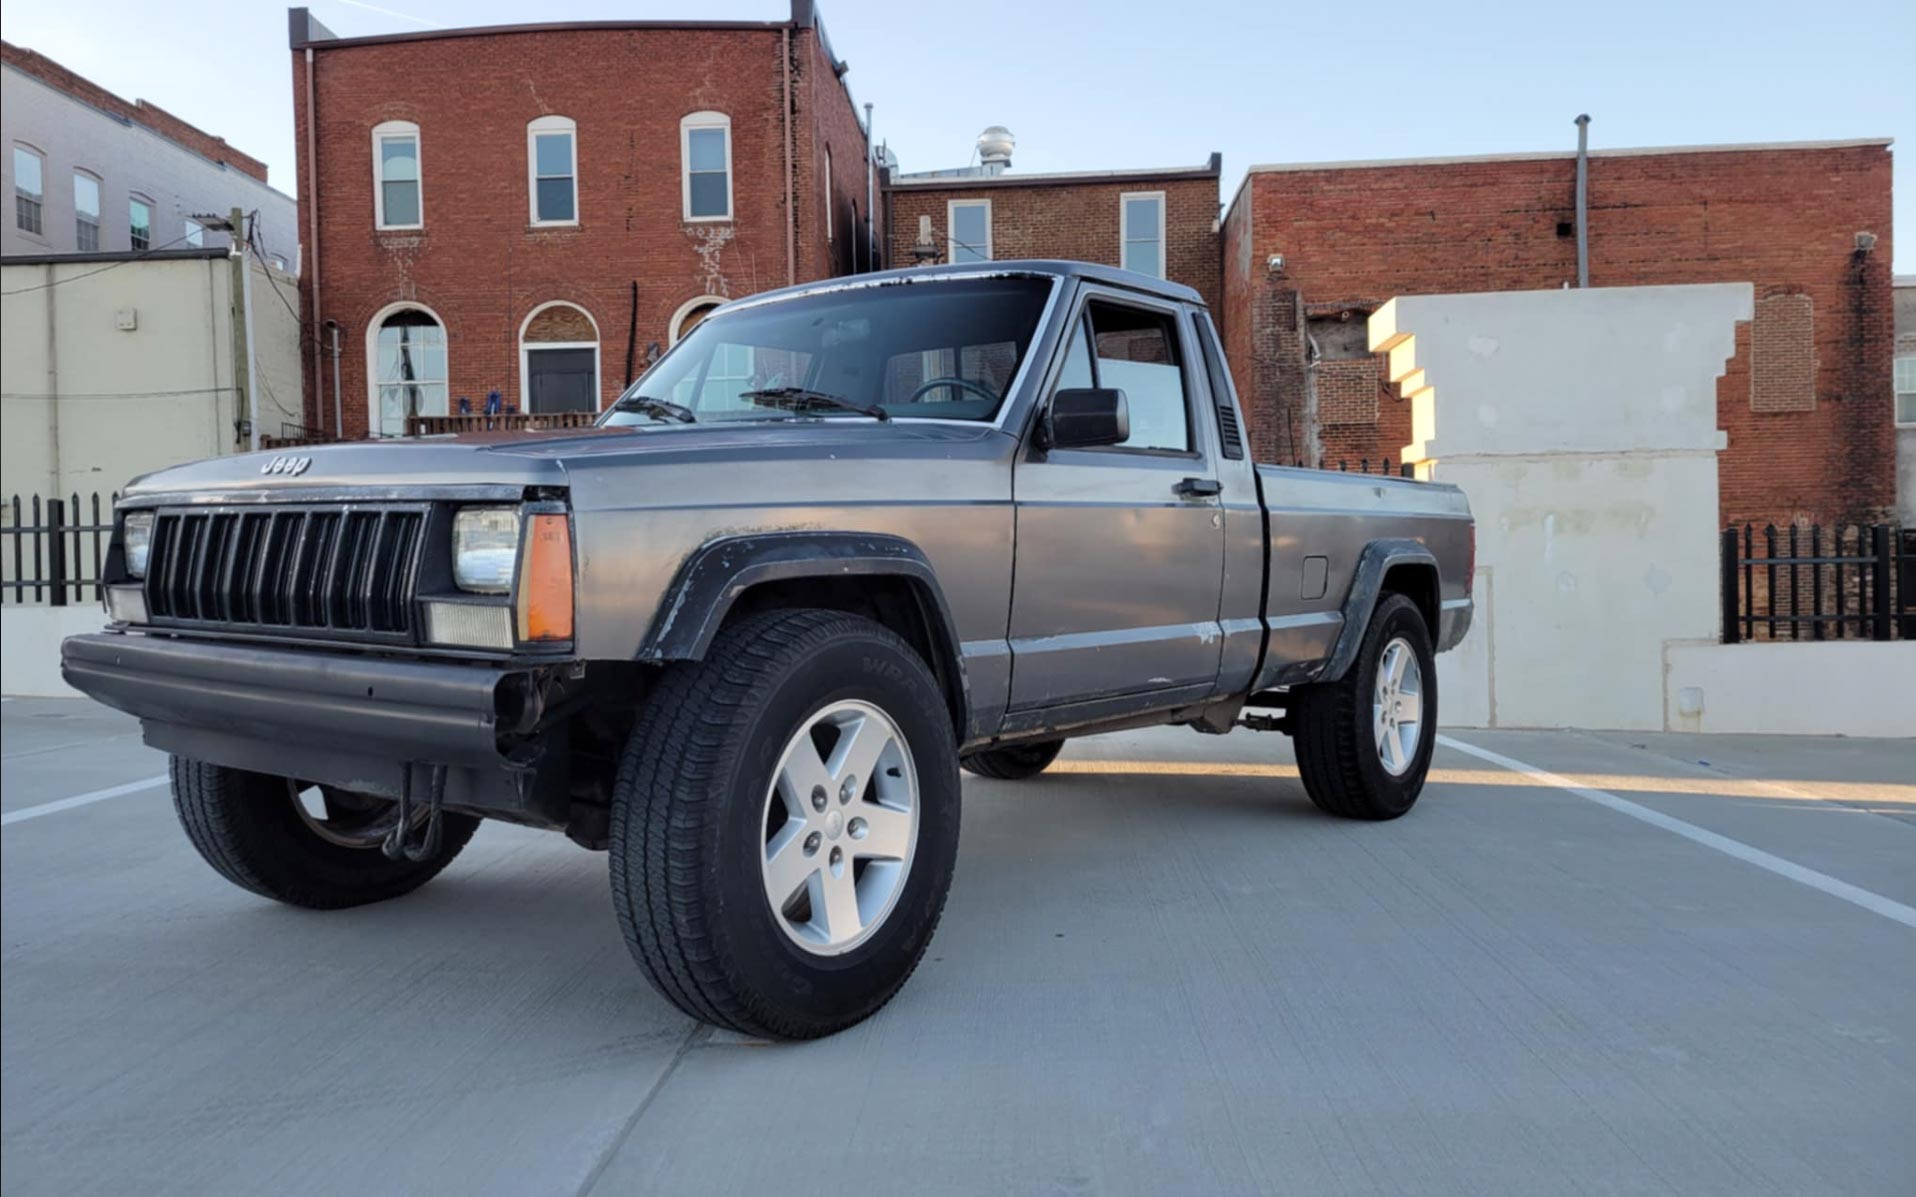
[{"left": 145, "top": 505, "right": 426, "bottom": 638}]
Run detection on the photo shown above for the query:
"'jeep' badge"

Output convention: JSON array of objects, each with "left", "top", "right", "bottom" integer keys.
[{"left": 260, "top": 455, "right": 312, "bottom": 476}]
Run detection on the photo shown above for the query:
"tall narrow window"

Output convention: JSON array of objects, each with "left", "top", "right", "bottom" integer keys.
[
  {"left": 825, "top": 148, "right": 833, "bottom": 241},
  {"left": 73, "top": 172, "right": 101, "bottom": 250},
  {"left": 129, "top": 195, "right": 152, "bottom": 251},
  {"left": 183, "top": 217, "right": 205, "bottom": 248},
  {"left": 13, "top": 144, "right": 45, "bottom": 235},
  {"left": 1896, "top": 354, "right": 1916, "bottom": 426},
  {"left": 372, "top": 120, "right": 422, "bottom": 229},
  {"left": 1121, "top": 191, "right": 1165, "bottom": 278},
  {"left": 527, "top": 115, "right": 577, "bottom": 225},
  {"left": 681, "top": 112, "right": 732, "bottom": 221},
  {"left": 371, "top": 306, "right": 448, "bottom": 437},
  {"left": 947, "top": 199, "right": 991, "bottom": 263}
]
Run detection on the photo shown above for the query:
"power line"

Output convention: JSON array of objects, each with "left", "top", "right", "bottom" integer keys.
[{"left": 0, "top": 229, "right": 213, "bottom": 295}]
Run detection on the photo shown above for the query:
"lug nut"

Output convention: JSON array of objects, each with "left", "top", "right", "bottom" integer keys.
[
  {"left": 839, "top": 776, "right": 857, "bottom": 804},
  {"left": 810, "top": 786, "right": 828, "bottom": 812},
  {"left": 804, "top": 831, "right": 822, "bottom": 856},
  {"left": 847, "top": 817, "right": 867, "bottom": 840},
  {"left": 829, "top": 845, "right": 844, "bottom": 873}
]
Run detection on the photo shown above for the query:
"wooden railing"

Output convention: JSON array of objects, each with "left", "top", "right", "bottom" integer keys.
[{"left": 406, "top": 411, "right": 599, "bottom": 436}]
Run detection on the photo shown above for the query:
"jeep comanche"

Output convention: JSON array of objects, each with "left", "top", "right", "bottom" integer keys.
[{"left": 63, "top": 260, "right": 1473, "bottom": 1039}]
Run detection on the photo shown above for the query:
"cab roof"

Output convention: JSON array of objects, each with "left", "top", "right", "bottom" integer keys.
[{"left": 731, "top": 260, "right": 1206, "bottom": 311}]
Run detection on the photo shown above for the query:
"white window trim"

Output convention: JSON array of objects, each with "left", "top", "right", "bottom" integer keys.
[
  {"left": 1895, "top": 353, "right": 1916, "bottom": 427},
  {"left": 1120, "top": 190, "right": 1166, "bottom": 278},
  {"left": 371, "top": 120, "right": 423, "bottom": 231},
  {"left": 668, "top": 295, "right": 728, "bottom": 344},
  {"left": 72, "top": 169, "right": 102, "bottom": 248},
  {"left": 947, "top": 198, "right": 992, "bottom": 263},
  {"left": 517, "top": 301, "right": 603, "bottom": 412},
  {"left": 12, "top": 142, "right": 47, "bottom": 241},
  {"left": 680, "top": 111, "right": 734, "bottom": 223},
  {"left": 365, "top": 300, "right": 448, "bottom": 437},
  {"left": 526, "top": 115, "right": 579, "bottom": 228},
  {"left": 824, "top": 148, "right": 833, "bottom": 241},
  {"left": 128, "top": 193, "right": 154, "bottom": 250}
]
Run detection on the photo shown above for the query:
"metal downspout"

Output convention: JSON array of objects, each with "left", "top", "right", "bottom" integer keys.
[
  {"left": 783, "top": 27, "right": 795, "bottom": 287},
  {"left": 305, "top": 47, "right": 326, "bottom": 433},
  {"left": 864, "top": 102, "right": 875, "bottom": 274},
  {"left": 1574, "top": 114, "right": 1590, "bottom": 288}
]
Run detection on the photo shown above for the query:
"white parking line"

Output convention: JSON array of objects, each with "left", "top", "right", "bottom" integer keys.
[
  {"left": 1, "top": 775, "right": 169, "bottom": 827},
  {"left": 1436, "top": 734, "right": 1916, "bottom": 930}
]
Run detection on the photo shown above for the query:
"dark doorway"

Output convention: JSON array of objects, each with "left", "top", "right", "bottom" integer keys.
[{"left": 527, "top": 347, "right": 596, "bottom": 413}]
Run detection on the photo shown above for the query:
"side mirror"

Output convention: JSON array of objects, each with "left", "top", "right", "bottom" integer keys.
[{"left": 1045, "top": 388, "right": 1129, "bottom": 449}]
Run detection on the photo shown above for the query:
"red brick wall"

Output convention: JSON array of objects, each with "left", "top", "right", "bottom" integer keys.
[
  {"left": 1226, "top": 143, "right": 1896, "bottom": 525},
  {"left": 885, "top": 174, "right": 1222, "bottom": 311},
  {"left": 3, "top": 39, "right": 271, "bottom": 182},
  {"left": 294, "top": 22, "right": 862, "bottom": 439},
  {"left": 796, "top": 26, "right": 874, "bottom": 278}
]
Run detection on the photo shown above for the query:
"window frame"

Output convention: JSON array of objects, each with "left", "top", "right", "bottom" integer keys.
[
  {"left": 680, "top": 112, "right": 734, "bottom": 223},
  {"left": 371, "top": 120, "right": 423, "bottom": 231},
  {"left": 182, "top": 217, "right": 205, "bottom": 248},
  {"left": 366, "top": 301, "right": 450, "bottom": 438},
  {"left": 526, "top": 115, "right": 579, "bottom": 228},
  {"left": 1895, "top": 352, "right": 1916, "bottom": 428},
  {"left": 12, "top": 142, "right": 47, "bottom": 238},
  {"left": 1119, "top": 190, "right": 1166, "bottom": 279},
  {"left": 72, "top": 169, "right": 102, "bottom": 251},
  {"left": 947, "top": 198, "right": 992, "bottom": 263},
  {"left": 128, "top": 193, "right": 154, "bottom": 251},
  {"left": 1037, "top": 290, "right": 1203, "bottom": 461}
]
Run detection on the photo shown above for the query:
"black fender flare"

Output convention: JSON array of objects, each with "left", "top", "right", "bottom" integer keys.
[
  {"left": 637, "top": 531, "right": 973, "bottom": 733},
  {"left": 1319, "top": 539, "right": 1439, "bottom": 683}
]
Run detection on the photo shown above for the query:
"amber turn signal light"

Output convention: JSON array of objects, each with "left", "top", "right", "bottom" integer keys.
[{"left": 517, "top": 513, "right": 574, "bottom": 642}]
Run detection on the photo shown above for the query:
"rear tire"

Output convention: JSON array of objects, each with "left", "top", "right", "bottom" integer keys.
[
  {"left": 609, "top": 608, "right": 961, "bottom": 1039},
  {"left": 170, "top": 758, "right": 478, "bottom": 908},
  {"left": 1291, "top": 593, "right": 1436, "bottom": 820},
  {"left": 960, "top": 739, "right": 1064, "bottom": 780}
]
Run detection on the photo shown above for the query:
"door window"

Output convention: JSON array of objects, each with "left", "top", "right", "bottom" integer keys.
[{"left": 1064, "top": 301, "right": 1192, "bottom": 452}]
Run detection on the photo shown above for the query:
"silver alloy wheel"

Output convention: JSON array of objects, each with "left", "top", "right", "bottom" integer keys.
[
  {"left": 760, "top": 699, "right": 919, "bottom": 956},
  {"left": 1372, "top": 636, "right": 1425, "bottom": 777}
]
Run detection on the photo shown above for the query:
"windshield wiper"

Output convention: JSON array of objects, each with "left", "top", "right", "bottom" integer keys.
[
  {"left": 611, "top": 394, "right": 696, "bottom": 423},
  {"left": 737, "top": 387, "right": 891, "bottom": 423}
]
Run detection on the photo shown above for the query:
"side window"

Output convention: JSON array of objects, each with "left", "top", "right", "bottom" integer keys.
[
  {"left": 1056, "top": 316, "right": 1094, "bottom": 391},
  {"left": 1086, "top": 301, "right": 1191, "bottom": 452}
]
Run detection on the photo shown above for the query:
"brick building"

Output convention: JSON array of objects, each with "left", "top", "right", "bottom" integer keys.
[
  {"left": 288, "top": 1, "right": 871, "bottom": 440},
  {"left": 884, "top": 153, "right": 1223, "bottom": 311},
  {"left": 1220, "top": 140, "right": 1898, "bottom": 527}
]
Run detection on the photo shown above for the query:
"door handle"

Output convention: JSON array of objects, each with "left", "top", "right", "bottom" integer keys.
[{"left": 1173, "top": 477, "right": 1222, "bottom": 498}]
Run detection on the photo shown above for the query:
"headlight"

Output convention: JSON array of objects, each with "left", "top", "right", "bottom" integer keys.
[
  {"left": 453, "top": 507, "right": 519, "bottom": 593},
  {"left": 123, "top": 511, "right": 155, "bottom": 578}
]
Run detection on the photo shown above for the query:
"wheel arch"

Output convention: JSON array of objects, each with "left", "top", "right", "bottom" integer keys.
[
  {"left": 637, "top": 532, "right": 972, "bottom": 739},
  {"left": 1320, "top": 539, "right": 1439, "bottom": 683}
]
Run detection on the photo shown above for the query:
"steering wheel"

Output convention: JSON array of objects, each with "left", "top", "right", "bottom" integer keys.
[{"left": 908, "top": 377, "right": 999, "bottom": 405}]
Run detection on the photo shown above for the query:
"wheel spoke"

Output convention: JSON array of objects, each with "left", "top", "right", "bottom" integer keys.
[
  {"left": 812, "top": 862, "right": 862, "bottom": 942},
  {"left": 777, "top": 735, "right": 832, "bottom": 820},
  {"left": 763, "top": 822, "right": 816, "bottom": 906},
  {"left": 829, "top": 712, "right": 892, "bottom": 798},
  {"left": 1385, "top": 643, "right": 1409, "bottom": 690},
  {"left": 852, "top": 802, "right": 913, "bottom": 861},
  {"left": 1396, "top": 690, "right": 1423, "bottom": 724}
]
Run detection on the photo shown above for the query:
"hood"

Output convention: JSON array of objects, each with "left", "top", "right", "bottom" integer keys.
[{"left": 120, "top": 419, "right": 1004, "bottom": 503}]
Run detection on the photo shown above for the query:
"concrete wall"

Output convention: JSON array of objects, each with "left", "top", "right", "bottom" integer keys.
[
  {"left": 0, "top": 606, "right": 104, "bottom": 697},
  {"left": 0, "top": 251, "right": 302, "bottom": 501},
  {"left": 1374, "top": 283, "right": 1752, "bottom": 731},
  {"left": 1, "top": 63, "right": 297, "bottom": 263},
  {"left": 1665, "top": 641, "right": 1916, "bottom": 737}
]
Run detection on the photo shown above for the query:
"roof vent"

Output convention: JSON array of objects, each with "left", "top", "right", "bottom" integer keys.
[{"left": 977, "top": 126, "right": 1014, "bottom": 176}]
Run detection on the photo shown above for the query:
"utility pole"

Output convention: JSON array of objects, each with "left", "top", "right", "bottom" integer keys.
[{"left": 223, "top": 207, "right": 258, "bottom": 450}]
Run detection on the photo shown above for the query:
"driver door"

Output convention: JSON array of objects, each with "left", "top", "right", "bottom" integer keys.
[{"left": 1006, "top": 292, "right": 1226, "bottom": 711}]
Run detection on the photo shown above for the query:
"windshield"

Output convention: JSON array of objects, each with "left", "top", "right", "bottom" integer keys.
[{"left": 601, "top": 276, "right": 1054, "bottom": 426}]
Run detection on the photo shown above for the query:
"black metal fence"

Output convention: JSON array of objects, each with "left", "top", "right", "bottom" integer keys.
[
  {"left": 2, "top": 493, "right": 116, "bottom": 606},
  {"left": 1719, "top": 523, "right": 1913, "bottom": 643}
]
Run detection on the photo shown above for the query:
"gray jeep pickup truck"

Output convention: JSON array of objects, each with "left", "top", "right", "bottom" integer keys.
[{"left": 64, "top": 260, "right": 1472, "bottom": 1039}]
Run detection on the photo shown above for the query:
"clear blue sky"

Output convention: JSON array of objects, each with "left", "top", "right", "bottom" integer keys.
[{"left": 5, "top": 0, "right": 1910, "bottom": 270}]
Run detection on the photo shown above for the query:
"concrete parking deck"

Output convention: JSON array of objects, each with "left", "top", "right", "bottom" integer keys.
[{"left": 3, "top": 697, "right": 1912, "bottom": 1195}]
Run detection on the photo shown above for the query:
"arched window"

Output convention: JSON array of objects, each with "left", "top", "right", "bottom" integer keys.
[
  {"left": 527, "top": 115, "right": 577, "bottom": 226},
  {"left": 371, "top": 120, "right": 422, "bottom": 229},
  {"left": 368, "top": 304, "right": 446, "bottom": 437},
  {"left": 680, "top": 111, "right": 732, "bottom": 221},
  {"left": 669, "top": 295, "right": 726, "bottom": 344},
  {"left": 519, "top": 301, "right": 600, "bottom": 413}
]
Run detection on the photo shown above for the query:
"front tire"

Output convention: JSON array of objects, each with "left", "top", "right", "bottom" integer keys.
[
  {"left": 1291, "top": 593, "right": 1436, "bottom": 820},
  {"left": 960, "top": 738, "right": 1064, "bottom": 780},
  {"left": 610, "top": 608, "right": 961, "bottom": 1039},
  {"left": 170, "top": 758, "right": 478, "bottom": 908}
]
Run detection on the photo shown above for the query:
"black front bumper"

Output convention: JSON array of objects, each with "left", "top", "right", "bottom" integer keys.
[{"left": 62, "top": 632, "right": 569, "bottom": 827}]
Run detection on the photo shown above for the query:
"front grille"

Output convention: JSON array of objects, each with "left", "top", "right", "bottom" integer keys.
[{"left": 144, "top": 506, "right": 427, "bottom": 638}]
